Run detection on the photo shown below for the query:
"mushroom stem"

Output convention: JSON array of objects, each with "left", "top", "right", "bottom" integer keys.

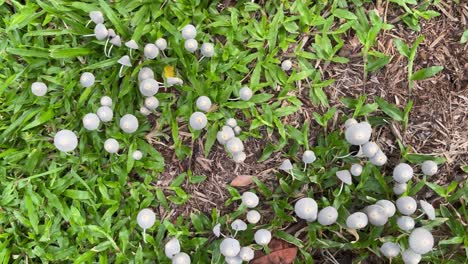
[
  {"left": 143, "top": 229, "right": 147, "bottom": 243},
  {"left": 290, "top": 170, "right": 295, "bottom": 180},
  {"left": 104, "top": 38, "right": 110, "bottom": 56},
  {"left": 337, "top": 182, "right": 344, "bottom": 196},
  {"left": 85, "top": 20, "right": 92, "bottom": 27},
  {"left": 83, "top": 34, "right": 96, "bottom": 37},
  {"left": 130, "top": 49, "right": 134, "bottom": 59},
  {"left": 106, "top": 45, "right": 114, "bottom": 57},
  {"left": 228, "top": 97, "right": 240, "bottom": 101},
  {"left": 161, "top": 50, "right": 167, "bottom": 58},
  {"left": 303, "top": 164, "right": 307, "bottom": 172},
  {"left": 118, "top": 65, "right": 125, "bottom": 78},
  {"left": 198, "top": 56, "right": 205, "bottom": 62}
]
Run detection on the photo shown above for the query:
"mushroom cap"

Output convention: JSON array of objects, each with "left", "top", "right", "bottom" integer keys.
[
  {"left": 212, "top": 223, "right": 221, "bottom": 237},
  {"left": 346, "top": 212, "right": 368, "bottom": 229},
  {"left": 184, "top": 39, "right": 198, "bottom": 53},
  {"left": 393, "top": 163, "right": 414, "bottom": 183},
  {"left": 231, "top": 219, "right": 247, "bottom": 231},
  {"left": 409, "top": 228, "right": 434, "bottom": 254},
  {"left": 393, "top": 182, "right": 407, "bottom": 195},
  {"left": 397, "top": 216, "right": 415, "bottom": 231},
  {"left": 110, "top": 35, "right": 121, "bottom": 46},
  {"left": 220, "top": 238, "right": 240, "bottom": 257},
  {"left": 155, "top": 38, "right": 167, "bottom": 50},
  {"left": 233, "top": 126, "right": 241, "bottom": 136},
  {"left": 136, "top": 208, "right": 155, "bottom": 229},
  {"left": 138, "top": 67, "right": 154, "bottom": 82},
  {"left": 82, "top": 113, "right": 100, "bottom": 131},
  {"left": 132, "top": 150, "right": 143, "bottom": 160},
  {"left": 317, "top": 206, "right": 338, "bottom": 226},
  {"left": 345, "top": 122, "right": 372, "bottom": 145},
  {"left": 119, "top": 114, "right": 139, "bottom": 133},
  {"left": 302, "top": 150, "right": 316, "bottom": 164},
  {"left": 117, "top": 55, "right": 131, "bottom": 66},
  {"left": 370, "top": 150, "right": 387, "bottom": 166},
  {"left": 181, "top": 24, "right": 197, "bottom": 39},
  {"left": 294, "top": 198, "right": 318, "bottom": 221},
  {"left": 80, "top": 72, "right": 95, "bottom": 88},
  {"left": 31, "top": 81, "right": 47, "bottom": 96},
  {"left": 94, "top": 23, "right": 108, "bottom": 40},
  {"left": 241, "top": 191, "right": 259, "bottom": 208},
  {"left": 144, "top": 96, "right": 159, "bottom": 110},
  {"left": 239, "top": 87, "right": 253, "bottom": 101},
  {"left": 225, "top": 256, "right": 242, "bottom": 264},
  {"left": 246, "top": 210, "right": 261, "bottom": 224},
  {"left": 54, "top": 130, "right": 78, "bottom": 152},
  {"left": 172, "top": 252, "right": 191, "bottom": 264},
  {"left": 144, "top": 43, "right": 159, "bottom": 59},
  {"left": 396, "top": 196, "right": 417, "bottom": 215},
  {"left": 254, "top": 229, "right": 272, "bottom": 246},
  {"left": 350, "top": 164, "right": 363, "bottom": 176},
  {"left": 239, "top": 247, "right": 254, "bottom": 261},
  {"left": 226, "top": 137, "right": 244, "bottom": 154},
  {"left": 107, "top": 29, "right": 116, "bottom": 38},
  {"left": 97, "top": 106, "right": 113, "bottom": 122},
  {"left": 216, "top": 126, "right": 235, "bottom": 145},
  {"left": 196, "top": 96, "right": 212, "bottom": 112},
  {"left": 200, "top": 43, "right": 214, "bottom": 57},
  {"left": 344, "top": 118, "right": 358, "bottom": 128},
  {"left": 419, "top": 200, "right": 436, "bottom": 220},
  {"left": 140, "top": 106, "right": 151, "bottom": 116},
  {"left": 125, "top": 39, "right": 139, "bottom": 49},
  {"left": 226, "top": 118, "right": 237, "bottom": 128},
  {"left": 281, "top": 59, "right": 292, "bottom": 71},
  {"left": 279, "top": 159, "right": 293, "bottom": 171},
  {"left": 165, "top": 237, "right": 181, "bottom": 259},
  {"left": 376, "top": 200, "right": 396, "bottom": 217},
  {"left": 139, "top": 78, "right": 159, "bottom": 96},
  {"left": 104, "top": 138, "right": 119, "bottom": 153},
  {"left": 364, "top": 204, "right": 388, "bottom": 226},
  {"left": 402, "top": 249, "right": 422, "bottom": 264},
  {"left": 232, "top": 151, "right": 246, "bottom": 163},
  {"left": 189, "top": 111, "right": 207, "bottom": 130},
  {"left": 89, "top": 11, "right": 104, "bottom": 24},
  {"left": 421, "top": 160, "right": 438, "bottom": 176},
  {"left": 100, "top": 96, "right": 112, "bottom": 106},
  {"left": 336, "top": 170, "right": 352, "bottom": 185},
  {"left": 362, "top": 141, "right": 380, "bottom": 158},
  {"left": 380, "top": 242, "right": 400, "bottom": 258},
  {"left": 167, "top": 77, "right": 184, "bottom": 86}
]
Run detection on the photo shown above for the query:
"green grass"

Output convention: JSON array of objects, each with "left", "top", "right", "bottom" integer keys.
[{"left": 0, "top": 0, "right": 465, "bottom": 263}]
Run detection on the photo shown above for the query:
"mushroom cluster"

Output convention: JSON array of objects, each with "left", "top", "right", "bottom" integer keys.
[{"left": 216, "top": 118, "right": 246, "bottom": 163}]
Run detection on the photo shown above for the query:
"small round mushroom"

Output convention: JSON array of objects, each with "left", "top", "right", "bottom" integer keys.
[
  {"left": 281, "top": 59, "right": 292, "bottom": 71},
  {"left": 220, "top": 238, "right": 240, "bottom": 258},
  {"left": 212, "top": 223, "right": 221, "bottom": 237},
  {"left": 196, "top": 96, "right": 212, "bottom": 112},
  {"left": 167, "top": 77, "right": 184, "bottom": 86},
  {"left": 346, "top": 212, "right": 368, "bottom": 229},
  {"left": 189, "top": 112, "right": 207, "bottom": 130},
  {"left": 140, "top": 106, "right": 151, "bottom": 116},
  {"left": 80, "top": 72, "right": 95, "bottom": 88},
  {"left": 231, "top": 219, "right": 247, "bottom": 231},
  {"left": 89, "top": 11, "right": 104, "bottom": 24},
  {"left": 225, "top": 256, "right": 242, "bottom": 264},
  {"left": 317, "top": 206, "right": 338, "bottom": 226},
  {"left": 136, "top": 208, "right": 156, "bottom": 229},
  {"left": 408, "top": 228, "right": 434, "bottom": 254},
  {"left": 144, "top": 96, "right": 159, "bottom": 110},
  {"left": 421, "top": 160, "right": 438, "bottom": 176},
  {"left": 419, "top": 200, "right": 436, "bottom": 220},
  {"left": 172, "top": 252, "right": 190, "bottom": 264},
  {"left": 139, "top": 78, "right": 159, "bottom": 96},
  {"left": 238, "top": 247, "right": 254, "bottom": 262},
  {"left": 107, "top": 35, "right": 122, "bottom": 56},
  {"left": 362, "top": 141, "right": 379, "bottom": 158},
  {"left": 125, "top": 39, "right": 139, "bottom": 50},
  {"left": 294, "top": 198, "right": 318, "bottom": 221},
  {"left": 402, "top": 249, "right": 422, "bottom": 264},
  {"left": 393, "top": 163, "right": 414, "bottom": 183},
  {"left": 184, "top": 39, "right": 198, "bottom": 53},
  {"left": 279, "top": 159, "right": 293, "bottom": 172},
  {"left": 336, "top": 170, "right": 352, "bottom": 185},
  {"left": 239, "top": 87, "right": 253, "bottom": 101},
  {"left": 364, "top": 204, "right": 388, "bottom": 226},
  {"left": 397, "top": 216, "right": 415, "bottom": 231},
  {"left": 144, "top": 43, "right": 159, "bottom": 59},
  {"left": 376, "top": 200, "right": 396, "bottom": 218},
  {"left": 132, "top": 150, "right": 143, "bottom": 160},
  {"left": 97, "top": 106, "right": 113, "bottom": 122},
  {"left": 241, "top": 191, "right": 259, "bottom": 208},
  {"left": 350, "top": 164, "right": 363, "bottom": 176},
  {"left": 94, "top": 23, "right": 108, "bottom": 40},
  {"left": 119, "top": 114, "right": 139, "bottom": 133},
  {"left": 254, "top": 229, "right": 272, "bottom": 246},
  {"left": 233, "top": 126, "right": 241, "bottom": 136},
  {"left": 165, "top": 237, "right": 181, "bottom": 259},
  {"left": 104, "top": 138, "right": 119, "bottom": 153},
  {"left": 54, "top": 130, "right": 78, "bottom": 152},
  {"left": 370, "top": 150, "right": 388, "bottom": 166},
  {"left": 82, "top": 113, "right": 100, "bottom": 131},
  {"left": 344, "top": 118, "right": 358, "bottom": 128},
  {"left": 232, "top": 151, "right": 246, "bottom": 163},
  {"left": 117, "top": 55, "right": 132, "bottom": 77},
  {"left": 100, "top": 96, "right": 112, "bottom": 106},
  {"left": 345, "top": 122, "right": 372, "bottom": 145},
  {"left": 302, "top": 150, "right": 316, "bottom": 164},
  {"left": 226, "top": 137, "right": 244, "bottom": 154},
  {"left": 155, "top": 38, "right": 167, "bottom": 51},
  {"left": 226, "top": 118, "right": 237, "bottom": 128},
  {"left": 217, "top": 126, "right": 235, "bottom": 145},
  {"left": 31, "top": 81, "right": 47, "bottom": 96},
  {"left": 393, "top": 182, "right": 407, "bottom": 195},
  {"left": 396, "top": 196, "right": 417, "bottom": 215},
  {"left": 138, "top": 67, "right": 154, "bottom": 82},
  {"left": 246, "top": 210, "right": 261, "bottom": 224},
  {"left": 181, "top": 24, "right": 197, "bottom": 39},
  {"left": 380, "top": 242, "right": 400, "bottom": 258},
  {"left": 200, "top": 43, "right": 215, "bottom": 57}
]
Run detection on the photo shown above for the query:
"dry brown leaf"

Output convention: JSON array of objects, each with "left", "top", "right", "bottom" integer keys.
[
  {"left": 250, "top": 248, "right": 298, "bottom": 264},
  {"left": 230, "top": 175, "right": 253, "bottom": 186}
]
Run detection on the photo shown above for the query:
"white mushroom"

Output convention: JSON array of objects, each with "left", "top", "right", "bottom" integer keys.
[
  {"left": 232, "top": 152, "right": 246, "bottom": 163},
  {"left": 281, "top": 59, "right": 292, "bottom": 71},
  {"left": 181, "top": 24, "right": 197, "bottom": 39},
  {"left": 421, "top": 160, "right": 438, "bottom": 176},
  {"left": 89, "top": 11, "right": 104, "bottom": 24},
  {"left": 241, "top": 192, "right": 259, "bottom": 208},
  {"left": 302, "top": 150, "right": 316, "bottom": 164},
  {"left": 345, "top": 122, "right": 372, "bottom": 145},
  {"left": 294, "top": 197, "right": 318, "bottom": 221},
  {"left": 254, "top": 229, "right": 271, "bottom": 246},
  {"left": 132, "top": 150, "right": 143, "bottom": 160},
  {"left": 350, "top": 164, "right": 363, "bottom": 176},
  {"left": 346, "top": 212, "right": 368, "bottom": 229},
  {"left": 138, "top": 67, "right": 154, "bottom": 82},
  {"left": 184, "top": 39, "right": 198, "bottom": 53},
  {"left": 82, "top": 113, "right": 100, "bottom": 131},
  {"left": 402, "top": 249, "right": 422, "bottom": 264},
  {"left": 419, "top": 200, "right": 436, "bottom": 220},
  {"left": 100, "top": 96, "right": 112, "bottom": 106},
  {"left": 117, "top": 55, "right": 132, "bottom": 77},
  {"left": 396, "top": 196, "right": 417, "bottom": 215},
  {"left": 397, "top": 216, "right": 415, "bottom": 231},
  {"left": 233, "top": 126, "right": 241, "bottom": 136},
  {"left": 380, "top": 242, "right": 400, "bottom": 258},
  {"left": 200, "top": 43, "right": 214, "bottom": 58},
  {"left": 362, "top": 141, "right": 380, "bottom": 158},
  {"left": 94, "top": 23, "right": 108, "bottom": 40},
  {"left": 370, "top": 150, "right": 388, "bottom": 166},
  {"left": 104, "top": 138, "right": 119, "bottom": 153},
  {"left": 239, "top": 87, "right": 253, "bottom": 101},
  {"left": 144, "top": 43, "right": 159, "bottom": 59},
  {"left": 189, "top": 112, "right": 207, "bottom": 130},
  {"left": 144, "top": 96, "right": 159, "bottom": 110},
  {"left": 139, "top": 78, "right": 159, "bottom": 96},
  {"left": 216, "top": 126, "right": 235, "bottom": 145},
  {"left": 393, "top": 182, "right": 407, "bottom": 195},
  {"left": 376, "top": 200, "right": 396, "bottom": 218},
  {"left": 279, "top": 159, "right": 293, "bottom": 172},
  {"left": 364, "top": 204, "right": 388, "bottom": 226},
  {"left": 155, "top": 38, "right": 167, "bottom": 51},
  {"left": 80, "top": 72, "right": 95, "bottom": 88},
  {"left": 172, "top": 252, "right": 190, "bottom": 264},
  {"left": 167, "top": 77, "right": 184, "bottom": 86},
  {"left": 212, "top": 223, "right": 221, "bottom": 237},
  {"left": 196, "top": 96, "right": 212, "bottom": 112},
  {"left": 231, "top": 219, "right": 247, "bottom": 231},
  {"left": 140, "top": 106, "right": 151, "bottom": 116},
  {"left": 226, "top": 118, "right": 237, "bottom": 128},
  {"left": 226, "top": 137, "right": 244, "bottom": 154},
  {"left": 119, "top": 114, "right": 139, "bottom": 133},
  {"left": 219, "top": 238, "right": 240, "bottom": 258},
  {"left": 97, "top": 106, "right": 113, "bottom": 122},
  {"left": 31, "top": 81, "right": 47, "bottom": 96},
  {"left": 165, "top": 238, "right": 181, "bottom": 259},
  {"left": 408, "top": 228, "right": 434, "bottom": 254},
  {"left": 393, "top": 163, "right": 414, "bottom": 183},
  {"left": 54, "top": 130, "right": 78, "bottom": 152},
  {"left": 336, "top": 170, "right": 352, "bottom": 185},
  {"left": 246, "top": 210, "right": 261, "bottom": 224},
  {"left": 317, "top": 206, "right": 338, "bottom": 226},
  {"left": 344, "top": 118, "right": 358, "bottom": 128},
  {"left": 238, "top": 247, "right": 254, "bottom": 262}
]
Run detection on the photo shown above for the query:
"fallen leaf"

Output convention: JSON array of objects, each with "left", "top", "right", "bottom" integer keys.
[
  {"left": 346, "top": 228, "right": 360, "bottom": 243},
  {"left": 230, "top": 175, "right": 253, "bottom": 187},
  {"left": 164, "top": 65, "right": 175, "bottom": 78},
  {"left": 251, "top": 238, "right": 298, "bottom": 264}
]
